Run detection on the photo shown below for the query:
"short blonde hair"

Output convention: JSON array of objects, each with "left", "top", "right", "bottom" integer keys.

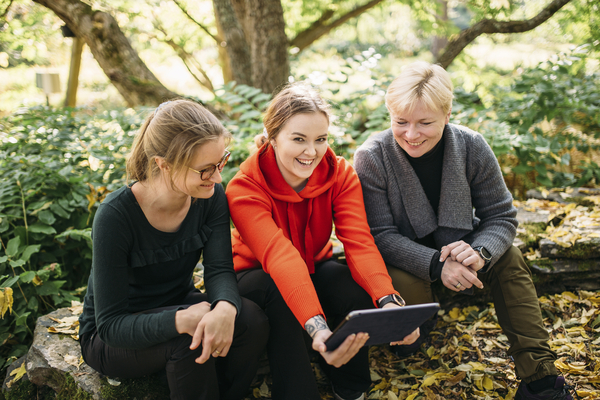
[
  {"left": 385, "top": 61, "right": 453, "bottom": 116},
  {"left": 127, "top": 99, "right": 231, "bottom": 188}
]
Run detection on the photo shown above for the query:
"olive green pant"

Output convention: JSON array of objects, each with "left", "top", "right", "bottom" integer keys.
[{"left": 387, "top": 246, "right": 558, "bottom": 382}]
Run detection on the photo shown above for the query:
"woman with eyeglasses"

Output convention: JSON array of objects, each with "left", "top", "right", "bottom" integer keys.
[
  {"left": 78, "top": 99, "right": 268, "bottom": 400},
  {"left": 226, "top": 84, "right": 419, "bottom": 400}
]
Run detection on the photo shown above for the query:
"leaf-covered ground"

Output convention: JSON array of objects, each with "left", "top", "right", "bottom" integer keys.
[{"left": 249, "top": 290, "right": 600, "bottom": 400}]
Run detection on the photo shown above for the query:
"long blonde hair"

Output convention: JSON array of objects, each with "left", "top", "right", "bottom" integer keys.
[{"left": 127, "top": 99, "right": 231, "bottom": 189}]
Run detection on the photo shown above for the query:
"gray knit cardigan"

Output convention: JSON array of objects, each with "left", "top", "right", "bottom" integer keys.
[{"left": 354, "top": 124, "right": 518, "bottom": 282}]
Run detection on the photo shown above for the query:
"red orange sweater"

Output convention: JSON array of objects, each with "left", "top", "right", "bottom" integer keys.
[{"left": 226, "top": 145, "right": 396, "bottom": 326}]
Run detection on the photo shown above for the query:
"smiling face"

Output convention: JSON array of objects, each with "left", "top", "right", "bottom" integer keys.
[
  {"left": 174, "top": 136, "right": 227, "bottom": 199},
  {"left": 271, "top": 112, "right": 329, "bottom": 191},
  {"left": 390, "top": 101, "right": 451, "bottom": 158}
]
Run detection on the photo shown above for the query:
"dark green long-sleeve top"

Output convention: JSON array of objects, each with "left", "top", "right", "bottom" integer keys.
[{"left": 78, "top": 183, "right": 241, "bottom": 349}]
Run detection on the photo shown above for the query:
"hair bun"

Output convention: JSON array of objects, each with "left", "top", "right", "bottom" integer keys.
[{"left": 254, "top": 134, "right": 268, "bottom": 148}]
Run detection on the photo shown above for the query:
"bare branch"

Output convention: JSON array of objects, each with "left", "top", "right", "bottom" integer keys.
[
  {"left": 153, "top": 20, "right": 215, "bottom": 92},
  {"left": 172, "top": 0, "right": 221, "bottom": 44},
  {"left": 436, "top": 0, "right": 572, "bottom": 68},
  {"left": 290, "top": 0, "right": 384, "bottom": 52}
]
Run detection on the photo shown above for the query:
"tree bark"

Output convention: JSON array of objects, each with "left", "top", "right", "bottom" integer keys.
[
  {"left": 436, "top": 0, "right": 572, "bottom": 68},
  {"left": 212, "top": 0, "right": 253, "bottom": 86},
  {"left": 290, "top": 0, "right": 385, "bottom": 52},
  {"left": 33, "top": 0, "right": 178, "bottom": 107},
  {"left": 431, "top": 0, "right": 449, "bottom": 59},
  {"left": 247, "top": 0, "right": 289, "bottom": 93}
]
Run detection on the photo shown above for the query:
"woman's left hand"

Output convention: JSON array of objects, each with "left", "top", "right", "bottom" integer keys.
[
  {"left": 382, "top": 303, "right": 420, "bottom": 345},
  {"left": 191, "top": 301, "right": 237, "bottom": 364},
  {"left": 439, "top": 240, "right": 485, "bottom": 271}
]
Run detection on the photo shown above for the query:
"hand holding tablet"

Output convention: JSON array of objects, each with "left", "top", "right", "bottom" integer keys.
[{"left": 324, "top": 303, "right": 440, "bottom": 351}]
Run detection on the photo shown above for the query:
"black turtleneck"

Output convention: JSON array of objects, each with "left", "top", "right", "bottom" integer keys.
[{"left": 401, "top": 134, "right": 447, "bottom": 282}]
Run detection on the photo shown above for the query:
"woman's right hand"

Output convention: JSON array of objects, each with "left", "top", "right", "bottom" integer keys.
[
  {"left": 174, "top": 301, "right": 212, "bottom": 336},
  {"left": 306, "top": 315, "right": 369, "bottom": 368},
  {"left": 313, "top": 329, "right": 369, "bottom": 368}
]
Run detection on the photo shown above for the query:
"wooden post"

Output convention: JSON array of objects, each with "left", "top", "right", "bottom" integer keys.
[{"left": 64, "top": 37, "right": 84, "bottom": 107}]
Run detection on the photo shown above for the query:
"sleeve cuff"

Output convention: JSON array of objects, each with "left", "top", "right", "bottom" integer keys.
[{"left": 429, "top": 252, "right": 444, "bottom": 281}]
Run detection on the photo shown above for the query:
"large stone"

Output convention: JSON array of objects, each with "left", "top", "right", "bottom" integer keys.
[{"left": 23, "top": 307, "right": 105, "bottom": 399}]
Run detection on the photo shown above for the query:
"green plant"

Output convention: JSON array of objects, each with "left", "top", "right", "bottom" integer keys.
[{"left": 0, "top": 106, "right": 142, "bottom": 372}]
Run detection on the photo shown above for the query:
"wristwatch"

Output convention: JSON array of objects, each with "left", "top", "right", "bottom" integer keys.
[
  {"left": 473, "top": 246, "right": 492, "bottom": 264},
  {"left": 377, "top": 293, "right": 406, "bottom": 308}
]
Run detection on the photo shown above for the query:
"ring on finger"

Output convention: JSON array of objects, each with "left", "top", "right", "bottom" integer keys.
[
  {"left": 455, "top": 282, "right": 462, "bottom": 289},
  {"left": 213, "top": 350, "right": 221, "bottom": 355}
]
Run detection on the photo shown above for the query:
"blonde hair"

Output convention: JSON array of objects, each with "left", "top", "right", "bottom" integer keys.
[
  {"left": 127, "top": 99, "right": 231, "bottom": 188},
  {"left": 385, "top": 61, "right": 453, "bottom": 116},
  {"left": 254, "top": 83, "right": 330, "bottom": 149}
]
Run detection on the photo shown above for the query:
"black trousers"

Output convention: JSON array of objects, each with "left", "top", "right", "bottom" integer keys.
[
  {"left": 237, "top": 260, "right": 374, "bottom": 400},
  {"left": 80, "top": 293, "right": 269, "bottom": 400}
]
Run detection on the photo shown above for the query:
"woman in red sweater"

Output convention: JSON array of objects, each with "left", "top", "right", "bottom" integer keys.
[{"left": 226, "top": 83, "right": 418, "bottom": 400}]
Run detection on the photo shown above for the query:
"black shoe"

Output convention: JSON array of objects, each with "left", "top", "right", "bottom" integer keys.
[
  {"left": 332, "top": 385, "right": 365, "bottom": 400},
  {"left": 515, "top": 376, "right": 578, "bottom": 400}
]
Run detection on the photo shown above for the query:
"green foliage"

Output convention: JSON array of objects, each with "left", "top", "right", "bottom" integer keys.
[
  {"left": 0, "top": 1, "right": 68, "bottom": 67},
  {"left": 0, "top": 105, "right": 143, "bottom": 372},
  {"left": 466, "top": 45, "right": 600, "bottom": 196},
  {"left": 212, "top": 82, "right": 271, "bottom": 185}
]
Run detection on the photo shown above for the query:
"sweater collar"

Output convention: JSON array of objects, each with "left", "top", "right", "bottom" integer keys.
[
  {"left": 238, "top": 144, "right": 338, "bottom": 202},
  {"left": 385, "top": 124, "right": 474, "bottom": 238}
]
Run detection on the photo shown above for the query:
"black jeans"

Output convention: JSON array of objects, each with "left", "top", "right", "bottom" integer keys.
[
  {"left": 237, "top": 260, "right": 374, "bottom": 400},
  {"left": 80, "top": 293, "right": 269, "bottom": 400}
]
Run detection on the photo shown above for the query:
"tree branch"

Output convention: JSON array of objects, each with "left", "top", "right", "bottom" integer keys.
[
  {"left": 436, "top": 0, "right": 572, "bottom": 68},
  {"left": 1, "top": 0, "right": 14, "bottom": 19},
  {"left": 172, "top": 0, "right": 221, "bottom": 44},
  {"left": 289, "top": 0, "right": 384, "bottom": 52},
  {"left": 153, "top": 21, "right": 215, "bottom": 93}
]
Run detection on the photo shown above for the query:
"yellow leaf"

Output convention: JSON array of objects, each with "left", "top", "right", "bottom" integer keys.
[
  {"left": 422, "top": 375, "right": 436, "bottom": 387},
  {"left": 1, "top": 287, "right": 13, "bottom": 318},
  {"left": 405, "top": 393, "right": 419, "bottom": 400},
  {"left": 426, "top": 346, "right": 435, "bottom": 358},
  {"left": 448, "top": 308, "right": 460, "bottom": 320},
  {"left": 7, "top": 363, "right": 26, "bottom": 388},
  {"left": 373, "top": 379, "right": 388, "bottom": 391},
  {"left": 32, "top": 275, "right": 43, "bottom": 286},
  {"left": 483, "top": 376, "right": 494, "bottom": 391},
  {"left": 468, "top": 361, "right": 486, "bottom": 370}
]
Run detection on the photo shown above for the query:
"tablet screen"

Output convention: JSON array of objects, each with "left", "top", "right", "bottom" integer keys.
[{"left": 324, "top": 303, "right": 440, "bottom": 351}]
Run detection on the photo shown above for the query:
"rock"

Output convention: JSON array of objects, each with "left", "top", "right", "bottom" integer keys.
[
  {"left": 21, "top": 307, "right": 105, "bottom": 399},
  {"left": 539, "top": 237, "right": 600, "bottom": 259},
  {"left": 516, "top": 207, "right": 551, "bottom": 225},
  {"left": 525, "top": 187, "right": 600, "bottom": 204}
]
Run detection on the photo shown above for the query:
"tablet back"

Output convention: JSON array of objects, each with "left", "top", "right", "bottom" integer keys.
[{"left": 324, "top": 303, "right": 440, "bottom": 351}]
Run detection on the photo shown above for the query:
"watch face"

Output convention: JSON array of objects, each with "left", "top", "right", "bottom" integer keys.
[
  {"left": 393, "top": 294, "right": 406, "bottom": 307},
  {"left": 479, "top": 247, "right": 492, "bottom": 260}
]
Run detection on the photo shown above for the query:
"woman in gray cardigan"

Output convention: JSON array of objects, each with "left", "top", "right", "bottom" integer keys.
[{"left": 354, "top": 61, "right": 573, "bottom": 400}]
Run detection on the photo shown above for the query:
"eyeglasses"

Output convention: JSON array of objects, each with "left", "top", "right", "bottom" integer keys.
[{"left": 188, "top": 151, "right": 230, "bottom": 180}]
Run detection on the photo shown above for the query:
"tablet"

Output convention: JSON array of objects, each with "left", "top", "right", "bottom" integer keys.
[{"left": 324, "top": 303, "right": 440, "bottom": 351}]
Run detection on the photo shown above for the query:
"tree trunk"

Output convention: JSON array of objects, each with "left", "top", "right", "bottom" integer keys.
[
  {"left": 247, "top": 0, "right": 289, "bottom": 93},
  {"left": 212, "top": 0, "right": 253, "bottom": 86},
  {"left": 431, "top": 0, "right": 448, "bottom": 59},
  {"left": 436, "top": 0, "right": 572, "bottom": 68},
  {"left": 33, "top": 0, "right": 178, "bottom": 107}
]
